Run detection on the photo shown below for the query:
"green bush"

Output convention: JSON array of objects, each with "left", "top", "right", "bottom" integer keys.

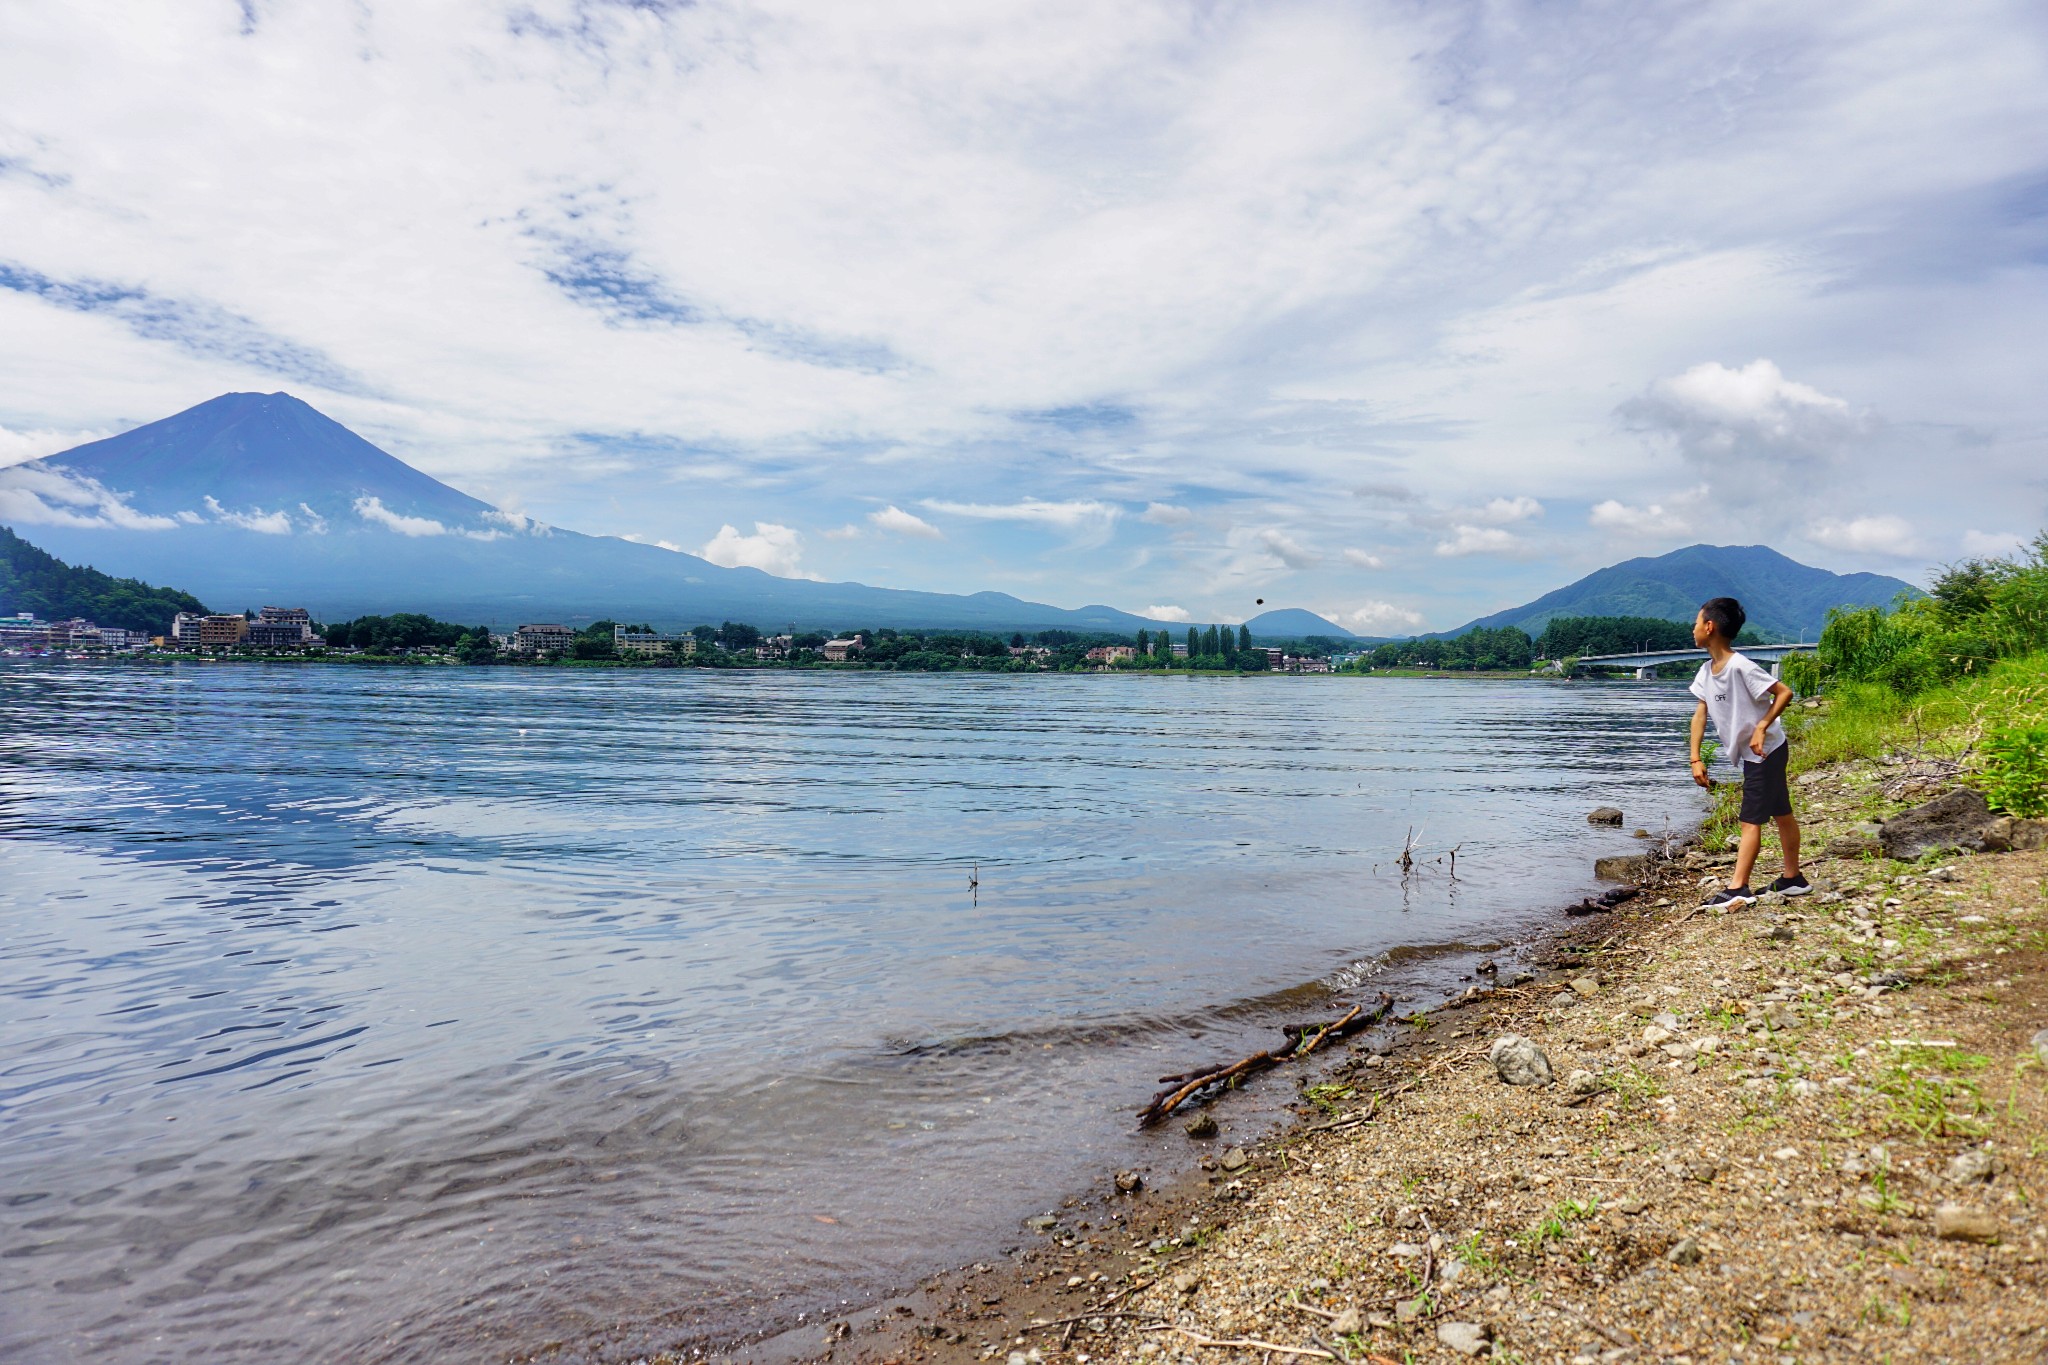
[{"left": 1981, "top": 723, "right": 2048, "bottom": 818}]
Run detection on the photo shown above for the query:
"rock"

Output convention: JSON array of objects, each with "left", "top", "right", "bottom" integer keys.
[
  {"left": 1767, "top": 923, "right": 1795, "bottom": 942},
  {"left": 1879, "top": 788, "right": 1998, "bottom": 860},
  {"left": 1436, "top": 1320, "right": 1492, "bottom": 1356},
  {"left": 1114, "top": 1169, "right": 1144, "bottom": 1194},
  {"left": 1329, "top": 1307, "right": 1363, "bottom": 1336},
  {"left": 2008, "top": 818, "right": 2048, "bottom": 852},
  {"left": 1219, "top": 1146, "right": 1250, "bottom": 1172},
  {"left": 2033, "top": 1028, "right": 2048, "bottom": 1067},
  {"left": 1594, "top": 854, "right": 1648, "bottom": 882},
  {"left": 1934, "top": 1203, "right": 1999, "bottom": 1242},
  {"left": 1489, "top": 1034, "right": 1555, "bottom": 1086},
  {"left": 1587, "top": 807, "right": 1624, "bottom": 825},
  {"left": 1394, "top": 1296, "right": 1425, "bottom": 1323},
  {"left": 1666, "top": 1236, "right": 1702, "bottom": 1264},
  {"left": 1641, "top": 1024, "right": 1674, "bottom": 1046},
  {"left": 1025, "top": 1215, "right": 1059, "bottom": 1233},
  {"left": 1947, "top": 1150, "right": 2002, "bottom": 1183},
  {"left": 1763, "top": 1002, "right": 1801, "bottom": 1030},
  {"left": 1172, "top": 1271, "right": 1201, "bottom": 1295},
  {"left": 1566, "top": 1068, "right": 1603, "bottom": 1095},
  {"left": 1569, "top": 976, "right": 1601, "bottom": 998},
  {"left": 1651, "top": 1011, "right": 1680, "bottom": 1030},
  {"left": 1184, "top": 1113, "right": 1218, "bottom": 1139},
  {"left": 1825, "top": 832, "right": 1883, "bottom": 858}
]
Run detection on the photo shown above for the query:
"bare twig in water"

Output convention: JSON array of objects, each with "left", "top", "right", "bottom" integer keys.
[{"left": 1137, "top": 993, "right": 1394, "bottom": 1125}]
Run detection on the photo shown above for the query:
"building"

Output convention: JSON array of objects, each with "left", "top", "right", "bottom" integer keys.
[
  {"left": 822, "top": 635, "right": 864, "bottom": 661},
  {"left": 1264, "top": 647, "right": 1285, "bottom": 669},
  {"left": 172, "top": 613, "right": 249, "bottom": 648},
  {"left": 512, "top": 623, "right": 576, "bottom": 655},
  {"left": 1084, "top": 645, "right": 1136, "bottom": 664},
  {"left": 247, "top": 622, "right": 309, "bottom": 649},
  {"left": 1282, "top": 654, "right": 1332, "bottom": 673},
  {"left": 93, "top": 627, "right": 139, "bottom": 652},
  {"left": 614, "top": 626, "right": 697, "bottom": 658},
  {"left": 0, "top": 613, "right": 46, "bottom": 650},
  {"left": 754, "top": 634, "right": 794, "bottom": 660},
  {"left": 1170, "top": 643, "right": 1189, "bottom": 658}
]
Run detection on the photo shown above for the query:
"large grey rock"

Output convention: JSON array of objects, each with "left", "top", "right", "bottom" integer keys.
[
  {"left": 1587, "top": 806, "right": 1624, "bottom": 825},
  {"left": 1879, "top": 789, "right": 1997, "bottom": 860},
  {"left": 1594, "top": 853, "right": 1648, "bottom": 882},
  {"left": 1488, "top": 1034, "right": 1554, "bottom": 1086}
]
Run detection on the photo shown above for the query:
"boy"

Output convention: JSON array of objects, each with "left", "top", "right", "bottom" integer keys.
[{"left": 1688, "top": 596, "right": 1806, "bottom": 908}]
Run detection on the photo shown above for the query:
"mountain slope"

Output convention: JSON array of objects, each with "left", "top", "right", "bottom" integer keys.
[
  {"left": 1244, "top": 608, "right": 1361, "bottom": 640},
  {"left": 1441, "top": 544, "right": 1919, "bottom": 641},
  {"left": 0, "top": 524, "right": 209, "bottom": 633},
  {"left": 4, "top": 393, "right": 1172, "bottom": 633}
]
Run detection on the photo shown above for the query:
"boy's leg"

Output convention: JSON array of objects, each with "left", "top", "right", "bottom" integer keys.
[
  {"left": 1731, "top": 821, "right": 1763, "bottom": 890},
  {"left": 1776, "top": 813, "right": 1801, "bottom": 877}
]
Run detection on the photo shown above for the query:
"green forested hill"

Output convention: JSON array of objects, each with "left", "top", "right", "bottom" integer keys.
[{"left": 0, "top": 524, "right": 208, "bottom": 633}]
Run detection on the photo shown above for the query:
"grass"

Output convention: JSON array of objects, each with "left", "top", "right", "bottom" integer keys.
[
  {"left": 1601, "top": 1063, "right": 1668, "bottom": 1112},
  {"left": 1870, "top": 1046, "right": 1993, "bottom": 1140}
]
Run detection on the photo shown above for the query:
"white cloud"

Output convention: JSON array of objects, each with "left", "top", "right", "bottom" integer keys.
[
  {"left": 821, "top": 523, "right": 863, "bottom": 540},
  {"left": 1254, "top": 527, "right": 1322, "bottom": 570},
  {"left": 202, "top": 494, "right": 292, "bottom": 534},
  {"left": 0, "top": 425, "right": 112, "bottom": 469},
  {"left": 868, "top": 504, "right": 943, "bottom": 539},
  {"left": 1434, "top": 525, "right": 1524, "bottom": 557},
  {"left": 1621, "top": 360, "right": 1866, "bottom": 473},
  {"left": 482, "top": 509, "right": 548, "bottom": 535},
  {"left": 353, "top": 496, "right": 448, "bottom": 537},
  {"left": 297, "top": 502, "right": 328, "bottom": 534},
  {"left": 921, "top": 499, "right": 1122, "bottom": 532},
  {"left": 621, "top": 532, "right": 685, "bottom": 552},
  {"left": 699, "top": 521, "right": 817, "bottom": 579},
  {"left": 1141, "top": 502, "right": 1193, "bottom": 526},
  {"left": 1144, "top": 604, "right": 1193, "bottom": 622},
  {"left": 1473, "top": 496, "right": 1544, "bottom": 525},
  {"left": 0, "top": 463, "right": 178, "bottom": 530},
  {"left": 1961, "top": 529, "right": 2027, "bottom": 559},
  {"left": 1331, "top": 601, "right": 1426, "bottom": 633},
  {"left": 1809, "top": 514, "right": 1924, "bottom": 558},
  {"left": 1342, "top": 549, "right": 1385, "bottom": 569},
  {"left": 1588, "top": 488, "right": 1707, "bottom": 537}
]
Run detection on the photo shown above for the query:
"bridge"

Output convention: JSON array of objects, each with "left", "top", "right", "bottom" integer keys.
[{"left": 1567, "top": 642, "right": 1813, "bottom": 679}]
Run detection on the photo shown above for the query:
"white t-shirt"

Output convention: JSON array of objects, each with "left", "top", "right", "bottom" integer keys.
[{"left": 1689, "top": 652, "right": 1786, "bottom": 770}]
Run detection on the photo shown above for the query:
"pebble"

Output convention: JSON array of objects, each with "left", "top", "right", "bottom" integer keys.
[
  {"left": 1114, "top": 1169, "right": 1143, "bottom": 1194},
  {"left": 1436, "top": 1320, "right": 1491, "bottom": 1356},
  {"left": 1641, "top": 1024, "right": 1674, "bottom": 1046},
  {"left": 1934, "top": 1203, "right": 2000, "bottom": 1243},
  {"left": 1330, "top": 1307, "right": 1362, "bottom": 1336},
  {"left": 1666, "top": 1236, "right": 1702, "bottom": 1264},
  {"left": 1946, "top": 1150, "right": 2001, "bottom": 1184},
  {"left": 1767, "top": 923, "right": 1795, "bottom": 942},
  {"left": 1183, "top": 1113, "right": 1218, "bottom": 1139},
  {"left": 1569, "top": 976, "right": 1601, "bottom": 998},
  {"left": 2032, "top": 1028, "right": 2048, "bottom": 1067},
  {"left": 1565, "top": 1068, "right": 1603, "bottom": 1095},
  {"left": 1488, "top": 1034, "right": 1555, "bottom": 1086},
  {"left": 1651, "top": 1011, "right": 1681, "bottom": 1030},
  {"left": 1219, "top": 1146, "right": 1250, "bottom": 1172}
]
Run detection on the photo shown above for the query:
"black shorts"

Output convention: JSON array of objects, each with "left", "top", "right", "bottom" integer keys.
[{"left": 1739, "top": 741, "right": 1794, "bottom": 825}]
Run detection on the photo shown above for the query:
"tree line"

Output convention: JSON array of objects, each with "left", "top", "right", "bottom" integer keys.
[{"left": 0, "top": 525, "right": 208, "bottom": 633}]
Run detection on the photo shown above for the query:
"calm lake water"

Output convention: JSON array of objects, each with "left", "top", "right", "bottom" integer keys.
[{"left": 0, "top": 664, "right": 1700, "bottom": 1364}]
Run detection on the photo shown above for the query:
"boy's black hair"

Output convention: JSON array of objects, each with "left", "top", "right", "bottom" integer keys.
[{"left": 1700, "top": 596, "right": 1745, "bottom": 641}]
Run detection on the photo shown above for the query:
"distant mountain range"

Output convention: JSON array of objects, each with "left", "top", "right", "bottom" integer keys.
[
  {"left": 3, "top": 393, "right": 1183, "bottom": 633},
  {"left": 0, "top": 394, "right": 1921, "bottom": 639},
  {"left": 1439, "top": 544, "right": 1919, "bottom": 642}
]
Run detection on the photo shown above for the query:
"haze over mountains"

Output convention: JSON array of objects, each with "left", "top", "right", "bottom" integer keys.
[{"left": 0, "top": 393, "right": 1919, "bottom": 639}]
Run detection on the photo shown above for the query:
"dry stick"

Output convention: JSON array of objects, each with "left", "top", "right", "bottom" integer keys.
[
  {"left": 1149, "top": 1325, "right": 1337, "bottom": 1360},
  {"left": 1023, "top": 1310, "right": 1158, "bottom": 1333},
  {"left": 1138, "top": 993, "right": 1393, "bottom": 1125}
]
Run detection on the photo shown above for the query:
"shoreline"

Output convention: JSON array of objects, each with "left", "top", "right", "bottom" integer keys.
[{"left": 682, "top": 750, "right": 2048, "bottom": 1365}]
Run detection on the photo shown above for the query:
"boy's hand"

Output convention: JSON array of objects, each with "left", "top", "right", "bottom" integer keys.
[
  {"left": 1750, "top": 723, "right": 1769, "bottom": 756},
  {"left": 1690, "top": 758, "right": 1712, "bottom": 788}
]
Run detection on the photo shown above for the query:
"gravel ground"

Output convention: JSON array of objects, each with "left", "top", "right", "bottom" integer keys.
[{"left": 795, "top": 753, "right": 2048, "bottom": 1365}]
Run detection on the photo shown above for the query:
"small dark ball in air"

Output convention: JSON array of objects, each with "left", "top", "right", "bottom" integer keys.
[{"left": 1255, "top": 598, "right": 1264, "bottom": 605}]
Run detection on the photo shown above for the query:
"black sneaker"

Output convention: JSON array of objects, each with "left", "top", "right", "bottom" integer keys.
[
  {"left": 1702, "top": 886, "right": 1756, "bottom": 909},
  {"left": 1768, "top": 874, "right": 1811, "bottom": 897}
]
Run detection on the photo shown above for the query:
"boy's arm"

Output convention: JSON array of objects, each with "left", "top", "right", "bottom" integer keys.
[
  {"left": 1689, "top": 700, "right": 1711, "bottom": 787},
  {"left": 1750, "top": 680, "right": 1794, "bottom": 755}
]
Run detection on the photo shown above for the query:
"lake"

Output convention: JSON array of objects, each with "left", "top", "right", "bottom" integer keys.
[{"left": 0, "top": 664, "right": 1700, "bottom": 1364}]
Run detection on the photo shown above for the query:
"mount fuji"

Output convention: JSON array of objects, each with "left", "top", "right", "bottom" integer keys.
[{"left": 1, "top": 393, "right": 1170, "bottom": 632}]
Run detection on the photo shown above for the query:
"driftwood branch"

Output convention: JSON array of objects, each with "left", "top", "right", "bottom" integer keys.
[{"left": 1137, "top": 992, "right": 1394, "bottom": 1126}]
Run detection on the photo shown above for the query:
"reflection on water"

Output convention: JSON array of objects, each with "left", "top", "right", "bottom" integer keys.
[{"left": 0, "top": 664, "right": 1697, "bottom": 1363}]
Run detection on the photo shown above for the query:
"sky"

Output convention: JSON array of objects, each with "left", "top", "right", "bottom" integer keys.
[{"left": 2, "top": 1, "right": 2045, "bottom": 632}]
